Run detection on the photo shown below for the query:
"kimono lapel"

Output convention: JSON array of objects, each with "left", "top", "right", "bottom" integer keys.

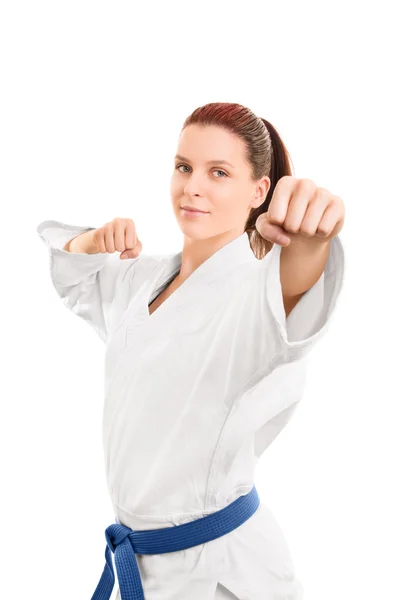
[
  {"left": 105, "top": 232, "right": 257, "bottom": 402},
  {"left": 145, "top": 231, "right": 257, "bottom": 321}
]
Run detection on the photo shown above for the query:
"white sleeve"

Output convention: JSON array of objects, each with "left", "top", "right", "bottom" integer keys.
[
  {"left": 262, "top": 234, "right": 346, "bottom": 361},
  {"left": 37, "top": 219, "right": 149, "bottom": 344}
]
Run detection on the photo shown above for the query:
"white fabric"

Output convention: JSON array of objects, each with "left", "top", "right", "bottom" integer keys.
[{"left": 37, "top": 220, "right": 346, "bottom": 599}]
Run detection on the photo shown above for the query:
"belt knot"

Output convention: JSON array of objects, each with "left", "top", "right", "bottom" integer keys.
[{"left": 105, "top": 523, "right": 134, "bottom": 554}]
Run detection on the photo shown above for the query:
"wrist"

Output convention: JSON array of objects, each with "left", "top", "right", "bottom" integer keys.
[{"left": 65, "top": 229, "right": 98, "bottom": 253}]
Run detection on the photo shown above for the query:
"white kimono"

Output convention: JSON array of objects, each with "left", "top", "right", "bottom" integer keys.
[{"left": 37, "top": 220, "right": 346, "bottom": 600}]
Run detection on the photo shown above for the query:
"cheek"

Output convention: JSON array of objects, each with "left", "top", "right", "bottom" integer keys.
[
  {"left": 170, "top": 178, "right": 181, "bottom": 200},
  {"left": 212, "top": 188, "right": 238, "bottom": 211},
  {"left": 211, "top": 190, "right": 249, "bottom": 222}
]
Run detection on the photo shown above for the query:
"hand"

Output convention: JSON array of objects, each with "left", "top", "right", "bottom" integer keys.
[
  {"left": 255, "top": 176, "right": 345, "bottom": 247},
  {"left": 69, "top": 217, "right": 143, "bottom": 258},
  {"left": 93, "top": 217, "right": 143, "bottom": 259}
]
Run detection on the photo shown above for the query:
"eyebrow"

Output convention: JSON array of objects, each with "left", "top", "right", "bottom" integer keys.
[{"left": 174, "top": 154, "right": 235, "bottom": 169}]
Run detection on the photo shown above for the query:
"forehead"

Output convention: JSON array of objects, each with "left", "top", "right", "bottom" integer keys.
[{"left": 177, "top": 124, "right": 247, "bottom": 165}]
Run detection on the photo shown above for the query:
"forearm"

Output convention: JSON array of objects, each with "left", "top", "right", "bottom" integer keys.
[
  {"left": 63, "top": 229, "right": 99, "bottom": 254},
  {"left": 280, "top": 238, "right": 331, "bottom": 297}
]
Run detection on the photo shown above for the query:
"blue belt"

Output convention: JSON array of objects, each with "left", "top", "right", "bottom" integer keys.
[{"left": 91, "top": 485, "right": 260, "bottom": 599}]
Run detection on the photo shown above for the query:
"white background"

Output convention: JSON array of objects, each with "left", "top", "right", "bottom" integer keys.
[{"left": 1, "top": 1, "right": 399, "bottom": 598}]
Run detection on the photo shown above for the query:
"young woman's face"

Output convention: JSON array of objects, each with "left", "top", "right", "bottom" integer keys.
[{"left": 170, "top": 124, "right": 269, "bottom": 240}]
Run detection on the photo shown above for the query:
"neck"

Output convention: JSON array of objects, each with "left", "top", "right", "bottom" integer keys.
[{"left": 178, "top": 228, "right": 246, "bottom": 280}]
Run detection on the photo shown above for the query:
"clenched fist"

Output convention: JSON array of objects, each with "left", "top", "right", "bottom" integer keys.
[{"left": 67, "top": 217, "right": 143, "bottom": 259}]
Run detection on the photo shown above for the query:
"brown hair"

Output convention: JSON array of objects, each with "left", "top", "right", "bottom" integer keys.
[{"left": 181, "top": 102, "right": 295, "bottom": 259}]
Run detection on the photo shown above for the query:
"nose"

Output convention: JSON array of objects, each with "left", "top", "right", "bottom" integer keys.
[{"left": 183, "top": 172, "right": 207, "bottom": 197}]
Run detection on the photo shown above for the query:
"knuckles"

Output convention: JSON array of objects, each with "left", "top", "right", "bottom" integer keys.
[{"left": 95, "top": 217, "right": 138, "bottom": 254}]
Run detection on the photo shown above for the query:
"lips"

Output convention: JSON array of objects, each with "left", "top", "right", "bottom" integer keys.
[{"left": 181, "top": 206, "right": 209, "bottom": 213}]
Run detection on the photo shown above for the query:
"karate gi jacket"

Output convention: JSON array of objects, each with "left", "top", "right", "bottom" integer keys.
[{"left": 37, "top": 219, "right": 346, "bottom": 600}]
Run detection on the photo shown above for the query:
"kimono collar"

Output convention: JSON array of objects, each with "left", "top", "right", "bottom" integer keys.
[
  {"left": 145, "top": 231, "right": 258, "bottom": 323},
  {"left": 166, "top": 231, "right": 257, "bottom": 284}
]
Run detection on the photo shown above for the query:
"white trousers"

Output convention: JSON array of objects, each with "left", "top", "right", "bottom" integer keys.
[
  {"left": 110, "top": 502, "right": 303, "bottom": 600},
  {"left": 113, "top": 580, "right": 238, "bottom": 599}
]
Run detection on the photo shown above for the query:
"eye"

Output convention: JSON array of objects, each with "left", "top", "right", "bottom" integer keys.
[
  {"left": 175, "top": 164, "right": 228, "bottom": 178},
  {"left": 175, "top": 164, "right": 190, "bottom": 173},
  {"left": 212, "top": 169, "right": 228, "bottom": 178}
]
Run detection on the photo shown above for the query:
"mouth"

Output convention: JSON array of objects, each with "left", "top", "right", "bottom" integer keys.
[{"left": 180, "top": 205, "right": 210, "bottom": 215}]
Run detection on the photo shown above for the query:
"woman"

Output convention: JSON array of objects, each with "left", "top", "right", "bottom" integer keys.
[{"left": 37, "top": 102, "right": 346, "bottom": 600}]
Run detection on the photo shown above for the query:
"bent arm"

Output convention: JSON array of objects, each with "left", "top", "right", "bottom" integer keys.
[{"left": 37, "top": 220, "right": 138, "bottom": 343}]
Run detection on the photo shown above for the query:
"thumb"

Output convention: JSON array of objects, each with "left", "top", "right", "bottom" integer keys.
[
  {"left": 255, "top": 214, "right": 291, "bottom": 246},
  {"left": 120, "top": 239, "right": 143, "bottom": 259}
]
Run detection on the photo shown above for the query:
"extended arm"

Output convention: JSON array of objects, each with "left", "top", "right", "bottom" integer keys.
[{"left": 280, "top": 237, "right": 331, "bottom": 318}]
